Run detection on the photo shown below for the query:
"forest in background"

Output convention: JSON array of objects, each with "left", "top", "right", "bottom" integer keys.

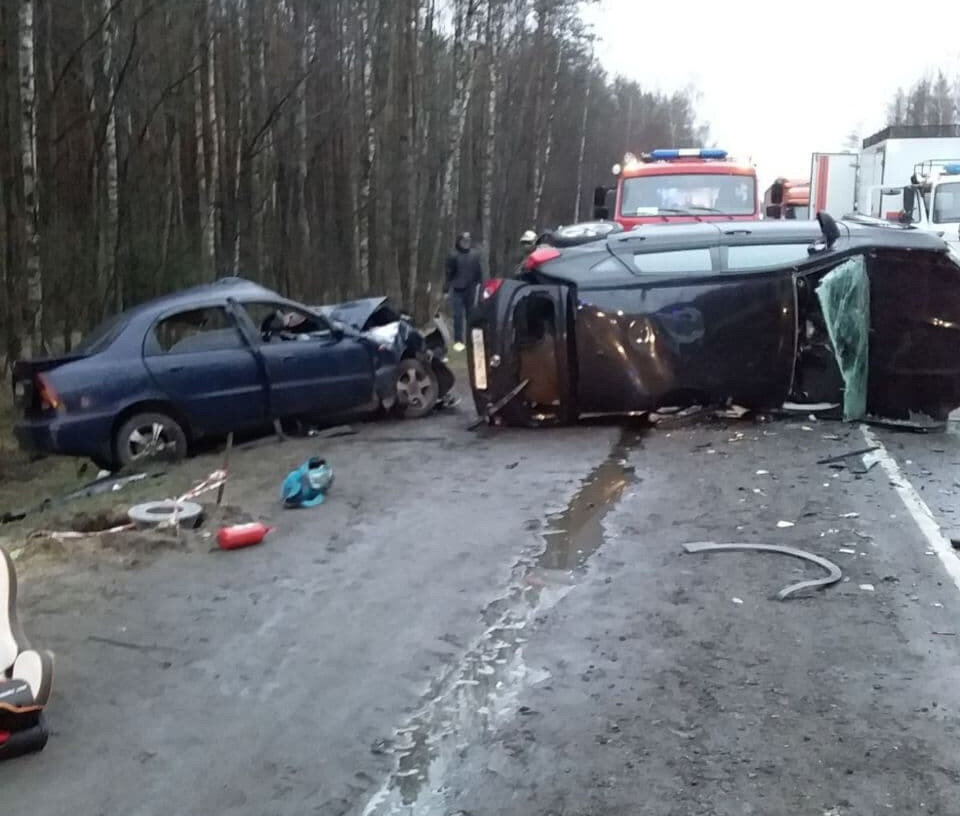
[
  {"left": 887, "top": 70, "right": 960, "bottom": 128},
  {"left": 0, "top": 0, "right": 706, "bottom": 366}
]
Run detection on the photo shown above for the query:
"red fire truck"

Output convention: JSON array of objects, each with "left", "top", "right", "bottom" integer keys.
[{"left": 593, "top": 149, "right": 759, "bottom": 227}]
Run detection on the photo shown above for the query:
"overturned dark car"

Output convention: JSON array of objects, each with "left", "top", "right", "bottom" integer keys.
[{"left": 468, "top": 214, "right": 960, "bottom": 428}]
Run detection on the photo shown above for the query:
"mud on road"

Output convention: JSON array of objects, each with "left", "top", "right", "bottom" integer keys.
[{"left": 1, "top": 397, "right": 960, "bottom": 816}]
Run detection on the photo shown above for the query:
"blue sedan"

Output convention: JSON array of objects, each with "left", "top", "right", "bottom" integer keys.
[{"left": 12, "top": 278, "right": 451, "bottom": 470}]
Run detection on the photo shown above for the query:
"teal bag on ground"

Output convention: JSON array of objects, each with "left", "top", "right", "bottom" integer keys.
[{"left": 281, "top": 458, "right": 334, "bottom": 508}]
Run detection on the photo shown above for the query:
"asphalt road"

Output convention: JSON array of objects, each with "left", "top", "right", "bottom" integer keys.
[{"left": 2, "top": 404, "right": 959, "bottom": 816}]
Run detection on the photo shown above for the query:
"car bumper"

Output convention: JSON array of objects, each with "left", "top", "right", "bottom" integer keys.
[{"left": 15, "top": 413, "right": 115, "bottom": 462}]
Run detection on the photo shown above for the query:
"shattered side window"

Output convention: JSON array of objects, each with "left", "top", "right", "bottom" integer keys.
[
  {"left": 727, "top": 244, "right": 810, "bottom": 270},
  {"left": 633, "top": 248, "right": 713, "bottom": 274}
]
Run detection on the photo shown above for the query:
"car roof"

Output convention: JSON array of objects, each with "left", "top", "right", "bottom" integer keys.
[{"left": 121, "top": 277, "right": 283, "bottom": 320}]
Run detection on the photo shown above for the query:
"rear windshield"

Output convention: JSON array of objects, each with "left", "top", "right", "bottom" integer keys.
[{"left": 73, "top": 313, "right": 128, "bottom": 355}]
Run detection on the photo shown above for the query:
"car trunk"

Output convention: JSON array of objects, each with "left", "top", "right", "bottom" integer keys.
[{"left": 12, "top": 356, "right": 83, "bottom": 416}]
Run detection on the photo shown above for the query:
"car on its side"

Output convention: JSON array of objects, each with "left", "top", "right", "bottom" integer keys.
[
  {"left": 13, "top": 278, "right": 454, "bottom": 470},
  {"left": 467, "top": 214, "right": 960, "bottom": 427}
]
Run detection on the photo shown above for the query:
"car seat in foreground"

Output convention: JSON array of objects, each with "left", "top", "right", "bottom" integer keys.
[{"left": 1, "top": 546, "right": 54, "bottom": 760}]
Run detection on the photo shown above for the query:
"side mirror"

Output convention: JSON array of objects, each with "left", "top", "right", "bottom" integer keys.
[
  {"left": 902, "top": 185, "right": 916, "bottom": 216},
  {"left": 765, "top": 204, "right": 781, "bottom": 219},
  {"left": 769, "top": 180, "right": 784, "bottom": 205}
]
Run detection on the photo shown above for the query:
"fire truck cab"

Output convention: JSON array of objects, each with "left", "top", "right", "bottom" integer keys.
[{"left": 593, "top": 149, "right": 759, "bottom": 227}]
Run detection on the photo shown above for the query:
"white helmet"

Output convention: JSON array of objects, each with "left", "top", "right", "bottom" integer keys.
[{"left": 520, "top": 230, "right": 537, "bottom": 244}]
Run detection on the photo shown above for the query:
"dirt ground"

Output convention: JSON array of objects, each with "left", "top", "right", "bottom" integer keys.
[{"left": 2, "top": 377, "right": 960, "bottom": 816}]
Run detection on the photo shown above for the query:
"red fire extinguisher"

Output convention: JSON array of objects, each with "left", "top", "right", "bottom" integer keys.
[{"left": 218, "top": 522, "right": 273, "bottom": 551}]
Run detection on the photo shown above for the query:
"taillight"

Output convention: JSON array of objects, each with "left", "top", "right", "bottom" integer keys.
[
  {"left": 481, "top": 279, "right": 505, "bottom": 300},
  {"left": 36, "top": 373, "right": 61, "bottom": 411},
  {"left": 524, "top": 247, "right": 561, "bottom": 270}
]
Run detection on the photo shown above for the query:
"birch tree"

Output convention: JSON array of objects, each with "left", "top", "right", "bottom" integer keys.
[{"left": 18, "top": 0, "right": 41, "bottom": 352}]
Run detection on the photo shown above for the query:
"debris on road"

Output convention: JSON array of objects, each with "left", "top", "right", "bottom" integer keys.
[
  {"left": 128, "top": 500, "right": 203, "bottom": 529},
  {"left": 282, "top": 458, "right": 334, "bottom": 508},
  {"left": 816, "top": 446, "right": 880, "bottom": 466},
  {"left": 859, "top": 583, "right": 875, "bottom": 592},
  {"left": 683, "top": 542, "right": 843, "bottom": 600},
  {"left": 776, "top": 520, "right": 795, "bottom": 529}
]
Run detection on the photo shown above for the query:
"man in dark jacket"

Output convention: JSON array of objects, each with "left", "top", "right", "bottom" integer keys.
[{"left": 443, "top": 232, "right": 483, "bottom": 351}]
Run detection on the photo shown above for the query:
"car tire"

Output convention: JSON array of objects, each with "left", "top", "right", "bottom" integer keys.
[
  {"left": 114, "top": 411, "right": 188, "bottom": 469},
  {"left": 396, "top": 358, "right": 439, "bottom": 419}
]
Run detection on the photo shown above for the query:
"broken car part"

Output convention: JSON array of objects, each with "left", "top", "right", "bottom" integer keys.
[
  {"left": 682, "top": 542, "right": 843, "bottom": 600},
  {"left": 467, "top": 218, "right": 960, "bottom": 428},
  {"left": 467, "top": 379, "right": 530, "bottom": 431},
  {"left": 816, "top": 446, "right": 881, "bottom": 466}
]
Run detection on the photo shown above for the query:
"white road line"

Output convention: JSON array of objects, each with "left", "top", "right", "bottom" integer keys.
[{"left": 860, "top": 425, "right": 960, "bottom": 593}]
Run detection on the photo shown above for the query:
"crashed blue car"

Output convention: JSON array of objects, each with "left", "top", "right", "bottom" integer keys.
[{"left": 13, "top": 278, "right": 454, "bottom": 470}]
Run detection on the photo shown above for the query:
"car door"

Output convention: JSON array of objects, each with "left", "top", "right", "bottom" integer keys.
[
  {"left": 237, "top": 301, "right": 375, "bottom": 418},
  {"left": 143, "top": 305, "right": 268, "bottom": 434}
]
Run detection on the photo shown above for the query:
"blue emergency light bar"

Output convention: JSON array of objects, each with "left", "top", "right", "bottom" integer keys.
[
  {"left": 944, "top": 164, "right": 960, "bottom": 175},
  {"left": 647, "top": 148, "right": 728, "bottom": 161}
]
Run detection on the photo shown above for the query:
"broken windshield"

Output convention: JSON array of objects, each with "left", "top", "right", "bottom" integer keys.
[{"left": 621, "top": 173, "right": 756, "bottom": 216}]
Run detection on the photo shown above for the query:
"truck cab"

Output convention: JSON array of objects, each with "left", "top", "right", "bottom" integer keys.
[
  {"left": 593, "top": 149, "right": 759, "bottom": 227},
  {"left": 764, "top": 178, "right": 810, "bottom": 220},
  {"left": 866, "top": 160, "right": 960, "bottom": 252}
]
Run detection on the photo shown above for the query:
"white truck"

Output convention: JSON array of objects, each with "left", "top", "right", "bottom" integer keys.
[
  {"left": 855, "top": 126, "right": 960, "bottom": 251},
  {"left": 808, "top": 152, "right": 859, "bottom": 218}
]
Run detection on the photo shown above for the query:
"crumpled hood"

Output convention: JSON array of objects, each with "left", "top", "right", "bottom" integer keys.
[{"left": 315, "top": 297, "right": 396, "bottom": 331}]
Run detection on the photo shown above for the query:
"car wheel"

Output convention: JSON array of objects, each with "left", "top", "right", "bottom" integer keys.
[
  {"left": 115, "top": 412, "right": 187, "bottom": 468},
  {"left": 396, "top": 358, "right": 439, "bottom": 419}
]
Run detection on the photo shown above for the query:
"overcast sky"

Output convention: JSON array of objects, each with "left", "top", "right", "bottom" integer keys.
[{"left": 582, "top": 0, "right": 960, "bottom": 189}]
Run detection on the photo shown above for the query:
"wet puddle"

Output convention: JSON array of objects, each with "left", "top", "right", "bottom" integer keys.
[
  {"left": 361, "top": 430, "right": 640, "bottom": 815},
  {"left": 537, "top": 431, "right": 639, "bottom": 572}
]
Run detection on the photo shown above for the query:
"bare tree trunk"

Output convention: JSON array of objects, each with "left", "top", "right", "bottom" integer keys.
[
  {"left": 355, "top": 0, "right": 375, "bottom": 294},
  {"left": 193, "top": 23, "right": 211, "bottom": 281},
  {"left": 573, "top": 67, "right": 591, "bottom": 223},
  {"left": 433, "top": 0, "right": 479, "bottom": 280},
  {"left": 296, "top": 3, "right": 311, "bottom": 281},
  {"left": 100, "top": 0, "right": 120, "bottom": 312},
  {"left": 80, "top": 0, "right": 101, "bottom": 324},
  {"left": 532, "top": 42, "right": 562, "bottom": 228},
  {"left": 205, "top": 0, "right": 220, "bottom": 278},
  {"left": 480, "top": 1, "right": 503, "bottom": 277},
  {"left": 234, "top": 0, "right": 251, "bottom": 276},
  {"left": 18, "top": 0, "right": 42, "bottom": 353},
  {"left": 404, "top": 0, "right": 421, "bottom": 308},
  {"left": 254, "top": 4, "right": 270, "bottom": 277}
]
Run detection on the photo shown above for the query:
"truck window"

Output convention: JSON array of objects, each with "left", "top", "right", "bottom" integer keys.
[
  {"left": 633, "top": 248, "right": 713, "bottom": 274},
  {"left": 933, "top": 181, "right": 960, "bottom": 223},
  {"left": 621, "top": 174, "right": 755, "bottom": 217}
]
